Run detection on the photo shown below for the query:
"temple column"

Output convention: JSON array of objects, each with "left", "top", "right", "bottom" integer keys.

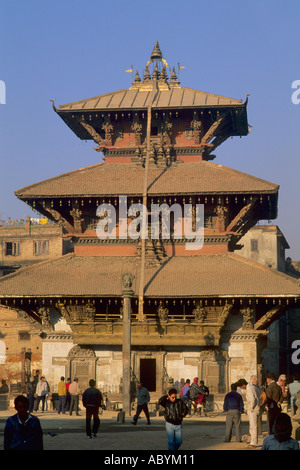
[
  {"left": 228, "top": 306, "right": 261, "bottom": 383},
  {"left": 122, "top": 272, "right": 134, "bottom": 417}
]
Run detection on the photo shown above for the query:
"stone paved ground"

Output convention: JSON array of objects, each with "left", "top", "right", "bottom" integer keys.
[{"left": 0, "top": 408, "right": 269, "bottom": 451}]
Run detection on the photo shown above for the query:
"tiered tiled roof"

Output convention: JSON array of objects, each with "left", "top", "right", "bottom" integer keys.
[
  {"left": 0, "top": 253, "right": 299, "bottom": 298},
  {"left": 15, "top": 161, "right": 279, "bottom": 199}
]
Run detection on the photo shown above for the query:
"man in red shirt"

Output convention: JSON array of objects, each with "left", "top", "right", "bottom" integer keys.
[{"left": 65, "top": 377, "right": 71, "bottom": 412}]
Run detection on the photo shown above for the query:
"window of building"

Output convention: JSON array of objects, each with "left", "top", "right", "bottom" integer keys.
[
  {"left": 251, "top": 239, "right": 258, "bottom": 252},
  {"left": 33, "top": 240, "right": 49, "bottom": 255},
  {"left": 5, "top": 242, "right": 20, "bottom": 256},
  {"left": 18, "top": 331, "right": 30, "bottom": 341}
]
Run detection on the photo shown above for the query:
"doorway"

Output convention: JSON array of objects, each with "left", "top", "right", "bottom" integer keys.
[{"left": 140, "top": 359, "right": 156, "bottom": 392}]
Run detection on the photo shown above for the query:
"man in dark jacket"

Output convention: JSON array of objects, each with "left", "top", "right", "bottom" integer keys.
[
  {"left": 265, "top": 372, "right": 283, "bottom": 435},
  {"left": 82, "top": 379, "right": 103, "bottom": 438},
  {"left": 132, "top": 382, "right": 151, "bottom": 425},
  {"left": 4, "top": 395, "right": 43, "bottom": 450},
  {"left": 223, "top": 382, "right": 245, "bottom": 443},
  {"left": 159, "top": 387, "right": 188, "bottom": 450}
]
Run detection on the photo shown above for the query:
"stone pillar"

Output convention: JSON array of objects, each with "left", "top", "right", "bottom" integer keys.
[
  {"left": 227, "top": 306, "right": 264, "bottom": 383},
  {"left": 122, "top": 272, "right": 134, "bottom": 417},
  {"left": 228, "top": 329, "right": 260, "bottom": 383}
]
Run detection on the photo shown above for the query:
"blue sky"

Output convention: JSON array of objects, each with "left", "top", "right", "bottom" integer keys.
[{"left": 1, "top": 0, "right": 300, "bottom": 258}]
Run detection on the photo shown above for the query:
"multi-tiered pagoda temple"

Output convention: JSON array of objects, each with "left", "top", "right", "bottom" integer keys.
[{"left": 1, "top": 42, "right": 300, "bottom": 401}]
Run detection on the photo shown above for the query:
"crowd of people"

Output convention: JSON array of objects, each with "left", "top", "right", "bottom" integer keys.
[
  {"left": 222, "top": 373, "right": 300, "bottom": 450},
  {"left": 161, "top": 373, "right": 300, "bottom": 450},
  {"left": 2, "top": 372, "right": 300, "bottom": 450},
  {"left": 3, "top": 375, "right": 104, "bottom": 449}
]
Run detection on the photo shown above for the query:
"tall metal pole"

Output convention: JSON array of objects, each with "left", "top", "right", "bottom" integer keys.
[{"left": 137, "top": 79, "right": 158, "bottom": 322}]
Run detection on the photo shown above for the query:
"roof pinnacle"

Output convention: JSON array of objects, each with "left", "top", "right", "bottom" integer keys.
[
  {"left": 130, "top": 43, "right": 181, "bottom": 89},
  {"left": 150, "top": 41, "right": 163, "bottom": 62}
]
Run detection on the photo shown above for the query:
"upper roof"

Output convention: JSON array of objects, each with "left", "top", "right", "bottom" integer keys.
[
  {"left": 54, "top": 41, "right": 248, "bottom": 140},
  {"left": 56, "top": 86, "right": 245, "bottom": 113},
  {"left": 0, "top": 252, "right": 299, "bottom": 298},
  {"left": 15, "top": 161, "right": 279, "bottom": 199}
]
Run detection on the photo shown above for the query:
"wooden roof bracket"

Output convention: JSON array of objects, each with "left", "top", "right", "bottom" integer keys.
[
  {"left": 226, "top": 197, "right": 258, "bottom": 233},
  {"left": 79, "top": 120, "right": 105, "bottom": 152},
  {"left": 254, "top": 305, "right": 285, "bottom": 330}
]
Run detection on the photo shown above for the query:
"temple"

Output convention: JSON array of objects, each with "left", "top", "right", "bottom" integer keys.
[{"left": 1, "top": 42, "right": 300, "bottom": 405}]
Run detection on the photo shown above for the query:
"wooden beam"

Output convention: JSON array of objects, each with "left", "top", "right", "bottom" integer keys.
[
  {"left": 79, "top": 121, "right": 105, "bottom": 151},
  {"left": 226, "top": 198, "right": 258, "bottom": 233},
  {"left": 218, "top": 302, "right": 234, "bottom": 325},
  {"left": 45, "top": 207, "right": 74, "bottom": 233},
  {"left": 201, "top": 114, "right": 226, "bottom": 146},
  {"left": 254, "top": 306, "right": 284, "bottom": 330}
]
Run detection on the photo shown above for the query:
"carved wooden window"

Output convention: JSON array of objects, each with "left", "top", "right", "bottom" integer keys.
[
  {"left": 33, "top": 240, "right": 49, "bottom": 255},
  {"left": 5, "top": 242, "right": 20, "bottom": 256}
]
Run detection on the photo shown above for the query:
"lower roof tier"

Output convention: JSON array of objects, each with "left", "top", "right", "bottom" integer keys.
[
  {"left": 0, "top": 252, "right": 299, "bottom": 299},
  {"left": 15, "top": 161, "right": 279, "bottom": 199}
]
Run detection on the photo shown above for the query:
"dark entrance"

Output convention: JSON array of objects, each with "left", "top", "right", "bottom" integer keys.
[{"left": 140, "top": 359, "right": 156, "bottom": 392}]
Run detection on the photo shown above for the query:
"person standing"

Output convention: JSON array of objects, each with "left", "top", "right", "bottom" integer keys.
[
  {"left": 178, "top": 378, "right": 185, "bottom": 394},
  {"left": 26, "top": 377, "right": 35, "bottom": 414},
  {"left": 34, "top": 376, "right": 49, "bottom": 412},
  {"left": 199, "top": 380, "right": 209, "bottom": 395},
  {"left": 82, "top": 379, "right": 103, "bottom": 438},
  {"left": 4, "top": 395, "right": 43, "bottom": 450},
  {"left": 277, "top": 374, "right": 289, "bottom": 413},
  {"left": 265, "top": 372, "right": 283, "bottom": 435},
  {"left": 65, "top": 377, "right": 71, "bottom": 412},
  {"left": 289, "top": 374, "right": 300, "bottom": 416},
  {"left": 246, "top": 376, "right": 262, "bottom": 448},
  {"left": 57, "top": 376, "right": 67, "bottom": 414},
  {"left": 159, "top": 387, "right": 188, "bottom": 450},
  {"left": 189, "top": 377, "right": 203, "bottom": 405},
  {"left": 69, "top": 378, "right": 81, "bottom": 416},
  {"left": 44, "top": 379, "right": 50, "bottom": 411},
  {"left": 180, "top": 379, "right": 191, "bottom": 414},
  {"left": 0, "top": 380, "right": 9, "bottom": 394},
  {"left": 199, "top": 380, "right": 209, "bottom": 405},
  {"left": 132, "top": 382, "right": 151, "bottom": 425},
  {"left": 180, "top": 379, "right": 190, "bottom": 397},
  {"left": 236, "top": 378, "right": 248, "bottom": 401},
  {"left": 223, "top": 382, "right": 244, "bottom": 443},
  {"left": 33, "top": 371, "right": 39, "bottom": 389}
]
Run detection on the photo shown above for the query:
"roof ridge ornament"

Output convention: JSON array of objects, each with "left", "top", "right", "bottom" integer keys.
[
  {"left": 146, "top": 41, "right": 170, "bottom": 70},
  {"left": 150, "top": 41, "right": 163, "bottom": 62},
  {"left": 131, "top": 42, "right": 181, "bottom": 89}
]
